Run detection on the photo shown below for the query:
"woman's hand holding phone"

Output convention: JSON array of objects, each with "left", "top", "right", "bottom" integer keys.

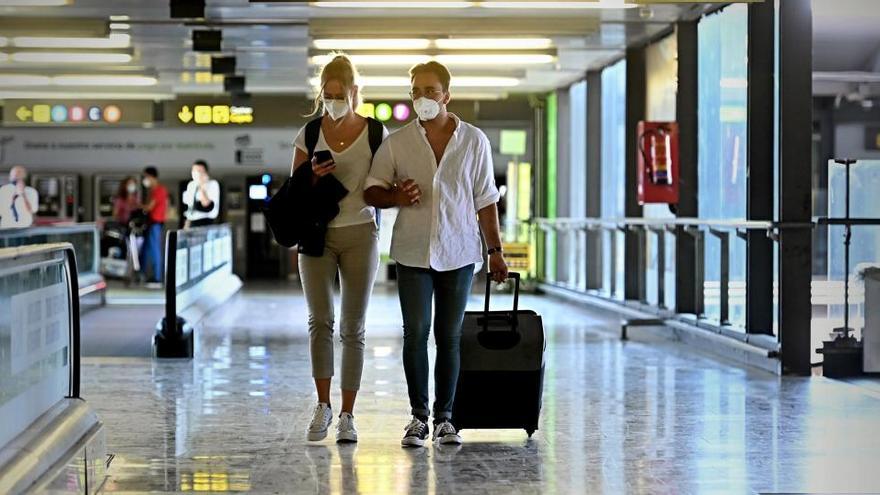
[{"left": 311, "top": 150, "right": 336, "bottom": 180}]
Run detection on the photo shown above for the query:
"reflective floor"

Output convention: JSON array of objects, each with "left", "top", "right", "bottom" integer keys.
[{"left": 81, "top": 284, "right": 880, "bottom": 494}]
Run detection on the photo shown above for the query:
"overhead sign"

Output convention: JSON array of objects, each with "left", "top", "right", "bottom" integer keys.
[
  {"left": 3, "top": 100, "right": 151, "bottom": 126},
  {"left": 177, "top": 104, "right": 254, "bottom": 125},
  {"left": 357, "top": 102, "right": 411, "bottom": 123}
]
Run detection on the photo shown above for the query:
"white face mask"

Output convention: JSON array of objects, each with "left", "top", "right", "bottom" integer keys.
[
  {"left": 413, "top": 97, "right": 441, "bottom": 121},
  {"left": 127, "top": 184, "right": 137, "bottom": 194},
  {"left": 323, "top": 98, "right": 350, "bottom": 121},
  {"left": 142, "top": 178, "right": 151, "bottom": 188}
]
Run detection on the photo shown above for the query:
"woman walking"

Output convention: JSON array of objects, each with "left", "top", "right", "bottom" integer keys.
[{"left": 291, "top": 54, "right": 387, "bottom": 443}]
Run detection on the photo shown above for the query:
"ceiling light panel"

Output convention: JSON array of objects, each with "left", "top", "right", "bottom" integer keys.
[
  {"left": 13, "top": 33, "right": 131, "bottom": 49},
  {"left": 0, "top": 0, "right": 72, "bottom": 5},
  {"left": 313, "top": 1, "right": 475, "bottom": 8},
  {"left": 52, "top": 75, "right": 158, "bottom": 86},
  {"left": 10, "top": 52, "right": 133, "bottom": 64},
  {"left": 0, "top": 74, "right": 51, "bottom": 86},
  {"left": 313, "top": 39, "right": 432, "bottom": 51},
  {"left": 481, "top": 1, "right": 637, "bottom": 8},
  {"left": 435, "top": 38, "right": 553, "bottom": 50}
]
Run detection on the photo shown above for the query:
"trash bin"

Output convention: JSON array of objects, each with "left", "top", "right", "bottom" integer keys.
[{"left": 863, "top": 265, "right": 880, "bottom": 373}]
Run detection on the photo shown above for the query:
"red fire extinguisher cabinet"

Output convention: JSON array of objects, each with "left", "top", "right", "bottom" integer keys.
[{"left": 637, "top": 121, "right": 680, "bottom": 205}]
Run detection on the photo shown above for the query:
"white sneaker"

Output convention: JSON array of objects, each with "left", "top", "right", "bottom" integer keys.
[
  {"left": 336, "top": 412, "right": 358, "bottom": 443},
  {"left": 401, "top": 417, "right": 429, "bottom": 447},
  {"left": 307, "top": 403, "right": 333, "bottom": 441},
  {"left": 432, "top": 420, "right": 462, "bottom": 445}
]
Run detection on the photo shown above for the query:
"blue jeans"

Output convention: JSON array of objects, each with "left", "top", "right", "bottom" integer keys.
[
  {"left": 396, "top": 263, "right": 474, "bottom": 421},
  {"left": 141, "top": 223, "right": 164, "bottom": 283}
]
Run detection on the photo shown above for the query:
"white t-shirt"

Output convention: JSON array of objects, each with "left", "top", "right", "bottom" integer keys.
[
  {"left": 0, "top": 183, "right": 39, "bottom": 229},
  {"left": 294, "top": 122, "right": 389, "bottom": 228},
  {"left": 365, "top": 116, "right": 500, "bottom": 272},
  {"left": 183, "top": 179, "right": 221, "bottom": 221}
]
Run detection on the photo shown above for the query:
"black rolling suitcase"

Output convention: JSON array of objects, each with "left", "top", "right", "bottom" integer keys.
[{"left": 452, "top": 272, "right": 545, "bottom": 438}]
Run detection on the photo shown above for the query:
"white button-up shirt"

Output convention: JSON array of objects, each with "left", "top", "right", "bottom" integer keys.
[{"left": 365, "top": 115, "right": 500, "bottom": 272}]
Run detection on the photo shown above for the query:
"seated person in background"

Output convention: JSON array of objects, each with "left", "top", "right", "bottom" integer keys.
[
  {"left": 0, "top": 166, "right": 39, "bottom": 229},
  {"left": 182, "top": 159, "right": 220, "bottom": 229},
  {"left": 113, "top": 176, "right": 140, "bottom": 226}
]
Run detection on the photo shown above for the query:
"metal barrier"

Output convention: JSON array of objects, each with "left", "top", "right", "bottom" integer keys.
[
  {"left": 535, "top": 217, "right": 779, "bottom": 344},
  {"left": 0, "top": 243, "right": 105, "bottom": 494},
  {"left": 155, "top": 224, "right": 240, "bottom": 358},
  {"left": 0, "top": 224, "right": 106, "bottom": 301}
]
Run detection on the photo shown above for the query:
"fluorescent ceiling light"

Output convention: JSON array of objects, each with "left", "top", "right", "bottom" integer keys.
[
  {"left": 436, "top": 54, "right": 555, "bottom": 65},
  {"left": 310, "top": 54, "right": 430, "bottom": 66},
  {"left": 109, "top": 15, "right": 130, "bottom": 21},
  {"left": 0, "top": 90, "right": 173, "bottom": 100},
  {"left": 0, "top": 37, "right": 8, "bottom": 48},
  {"left": 314, "top": 38, "right": 432, "bottom": 51},
  {"left": 482, "top": 1, "right": 636, "bottom": 9},
  {"left": 313, "top": 1, "right": 474, "bottom": 8},
  {"left": 13, "top": 33, "right": 130, "bottom": 49},
  {"left": 0, "top": 74, "right": 52, "bottom": 86},
  {"left": 311, "top": 75, "right": 519, "bottom": 87},
  {"left": 52, "top": 75, "right": 157, "bottom": 86},
  {"left": 11, "top": 52, "right": 132, "bottom": 64},
  {"left": 435, "top": 38, "right": 553, "bottom": 50},
  {"left": 0, "top": 0, "right": 71, "bottom": 5},
  {"left": 311, "top": 53, "right": 554, "bottom": 67},
  {"left": 109, "top": 23, "right": 131, "bottom": 30}
]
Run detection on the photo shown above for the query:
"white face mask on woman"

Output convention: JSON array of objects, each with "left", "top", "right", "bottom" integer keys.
[
  {"left": 127, "top": 183, "right": 137, "bottom": 194},
  {"left": 413, "top": 97, "right": 441, "bottom": 121},
  {"left": 323, "top": 98, "right": 350, "bottom": 121}
]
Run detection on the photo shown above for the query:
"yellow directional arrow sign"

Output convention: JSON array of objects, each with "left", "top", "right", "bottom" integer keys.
[
  {"left": 178, "top": 105, "right": 193, "bottom": 124},
  {"left": 16, "top": 106, "right": 33, "bottom": 122}
]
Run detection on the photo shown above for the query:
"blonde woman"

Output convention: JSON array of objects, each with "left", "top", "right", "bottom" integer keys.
[{"left": 291, "top": 54, "right": 388, "bottom": 443}]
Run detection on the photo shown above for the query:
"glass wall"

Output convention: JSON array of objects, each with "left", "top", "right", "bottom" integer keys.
[
  {"left": 568, "top": 80, "right": 588, "bottom": 290},
  {"left": 601, "top": 59, "right": 627, "bottom": 299},
  {"left": 698, "top": 4, "right": 749, "bottom": 327}
]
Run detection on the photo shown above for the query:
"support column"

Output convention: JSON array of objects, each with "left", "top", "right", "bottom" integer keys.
[
  {"left": 586, "top": 70, "right": 603, "bottom": 291},
  {"left": 675, "top": 20, "right": 699, "bottom": 314},
  {"left": 747, "top": 0, "right": 775, "bottom": 335},
  {"left": 778, "top": 0, "right": 813, "bottom": 374},
  {"left": 625, "top": 46, "right": 646, "bottom": 302}
]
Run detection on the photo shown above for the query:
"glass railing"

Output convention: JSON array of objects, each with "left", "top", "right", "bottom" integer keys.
[
  {"left": 0, "top": 243, "right": 80, "bottom": 451},
  {"left": 0, "top": 224, "right": 103, "bottom": 296}
]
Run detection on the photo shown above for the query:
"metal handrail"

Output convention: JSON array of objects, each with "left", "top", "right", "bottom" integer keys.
[{"left": 534, "top": 217, "right": 775, "bottom": 231}]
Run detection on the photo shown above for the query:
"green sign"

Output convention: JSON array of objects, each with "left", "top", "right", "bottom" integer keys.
[{"left": 500, "top": 129, "right": 527, "bottom": 156}]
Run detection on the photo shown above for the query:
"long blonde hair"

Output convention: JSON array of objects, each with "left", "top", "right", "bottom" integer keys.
[{"left": 309, "top": 53, "right": 362, "bottom": 117}]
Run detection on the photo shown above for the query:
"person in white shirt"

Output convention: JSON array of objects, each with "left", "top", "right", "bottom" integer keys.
[
  {"left": 0, "top": 166, "right": 39, "bottom": 229},
  {"left": 182, "top": 159, "right": 221, "bottom": 229},
  {"left": 364, "top": 61, "right": 509, "bottom": 448},
  {"left": 295, "top": 54, "right": 389, "bottom": 445}
]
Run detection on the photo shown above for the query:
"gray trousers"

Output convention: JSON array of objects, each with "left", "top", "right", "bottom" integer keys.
[{"left": 298, "top": 221, "right": 379, "bottom": 391}]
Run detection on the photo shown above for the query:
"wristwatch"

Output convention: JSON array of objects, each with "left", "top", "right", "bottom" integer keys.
[{"left": 487, "top": 246, "right": 503, "bottom": 256}]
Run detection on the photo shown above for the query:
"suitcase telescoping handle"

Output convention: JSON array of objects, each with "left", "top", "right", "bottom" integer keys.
[{"left": 480, "top": 271, "right": 521, "bottom": 331}]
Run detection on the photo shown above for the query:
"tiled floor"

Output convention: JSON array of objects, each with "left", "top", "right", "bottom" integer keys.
[{"left": 81, "top": 284, "right": 880, "bottom": 494}]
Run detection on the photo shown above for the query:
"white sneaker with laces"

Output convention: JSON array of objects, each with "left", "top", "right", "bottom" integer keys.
[
  {"left": 432, "top": 420, "right": 462, "bottom": 445},
  {"left": 336, "top": 412, "right": 358, "bottom": 443},
  {"left": 307, "top": 403, "right": 333, "bottom": 441},
  {"left": 401, "top": 417, "right": 429, "bottom": 447}
]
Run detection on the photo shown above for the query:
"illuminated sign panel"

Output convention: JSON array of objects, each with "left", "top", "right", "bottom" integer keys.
[
  {"left": 357, "top": 101, "right": 412, "bottom": 123},
  {"left": 177, "top": 104, "right": 254, "bottom": 125},
  {"left": 3, "top": 100, "right": 150, "bottom": 126}
]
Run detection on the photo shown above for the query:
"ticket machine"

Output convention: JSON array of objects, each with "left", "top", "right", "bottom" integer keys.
[{"left": 30, "top": 173, "right": 80, "bottom": 224}]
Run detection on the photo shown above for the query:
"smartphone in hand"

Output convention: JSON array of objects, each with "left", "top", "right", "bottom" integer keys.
[{"left": 314, "top": 149, "right": 334, "bottom": 166}]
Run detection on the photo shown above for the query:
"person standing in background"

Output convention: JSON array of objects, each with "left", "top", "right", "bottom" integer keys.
[
  {"left": 113, "top": 176, "right": 140, "bottom": 225},
  {"left": 182, "top": 159, "right": 221, "bottom": 229},
  {"left": 0, "top": 166, "right": 39, "bottom": 229},
  {"left": 140, "top": 166, "right": 168, "bottom": 286}
]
